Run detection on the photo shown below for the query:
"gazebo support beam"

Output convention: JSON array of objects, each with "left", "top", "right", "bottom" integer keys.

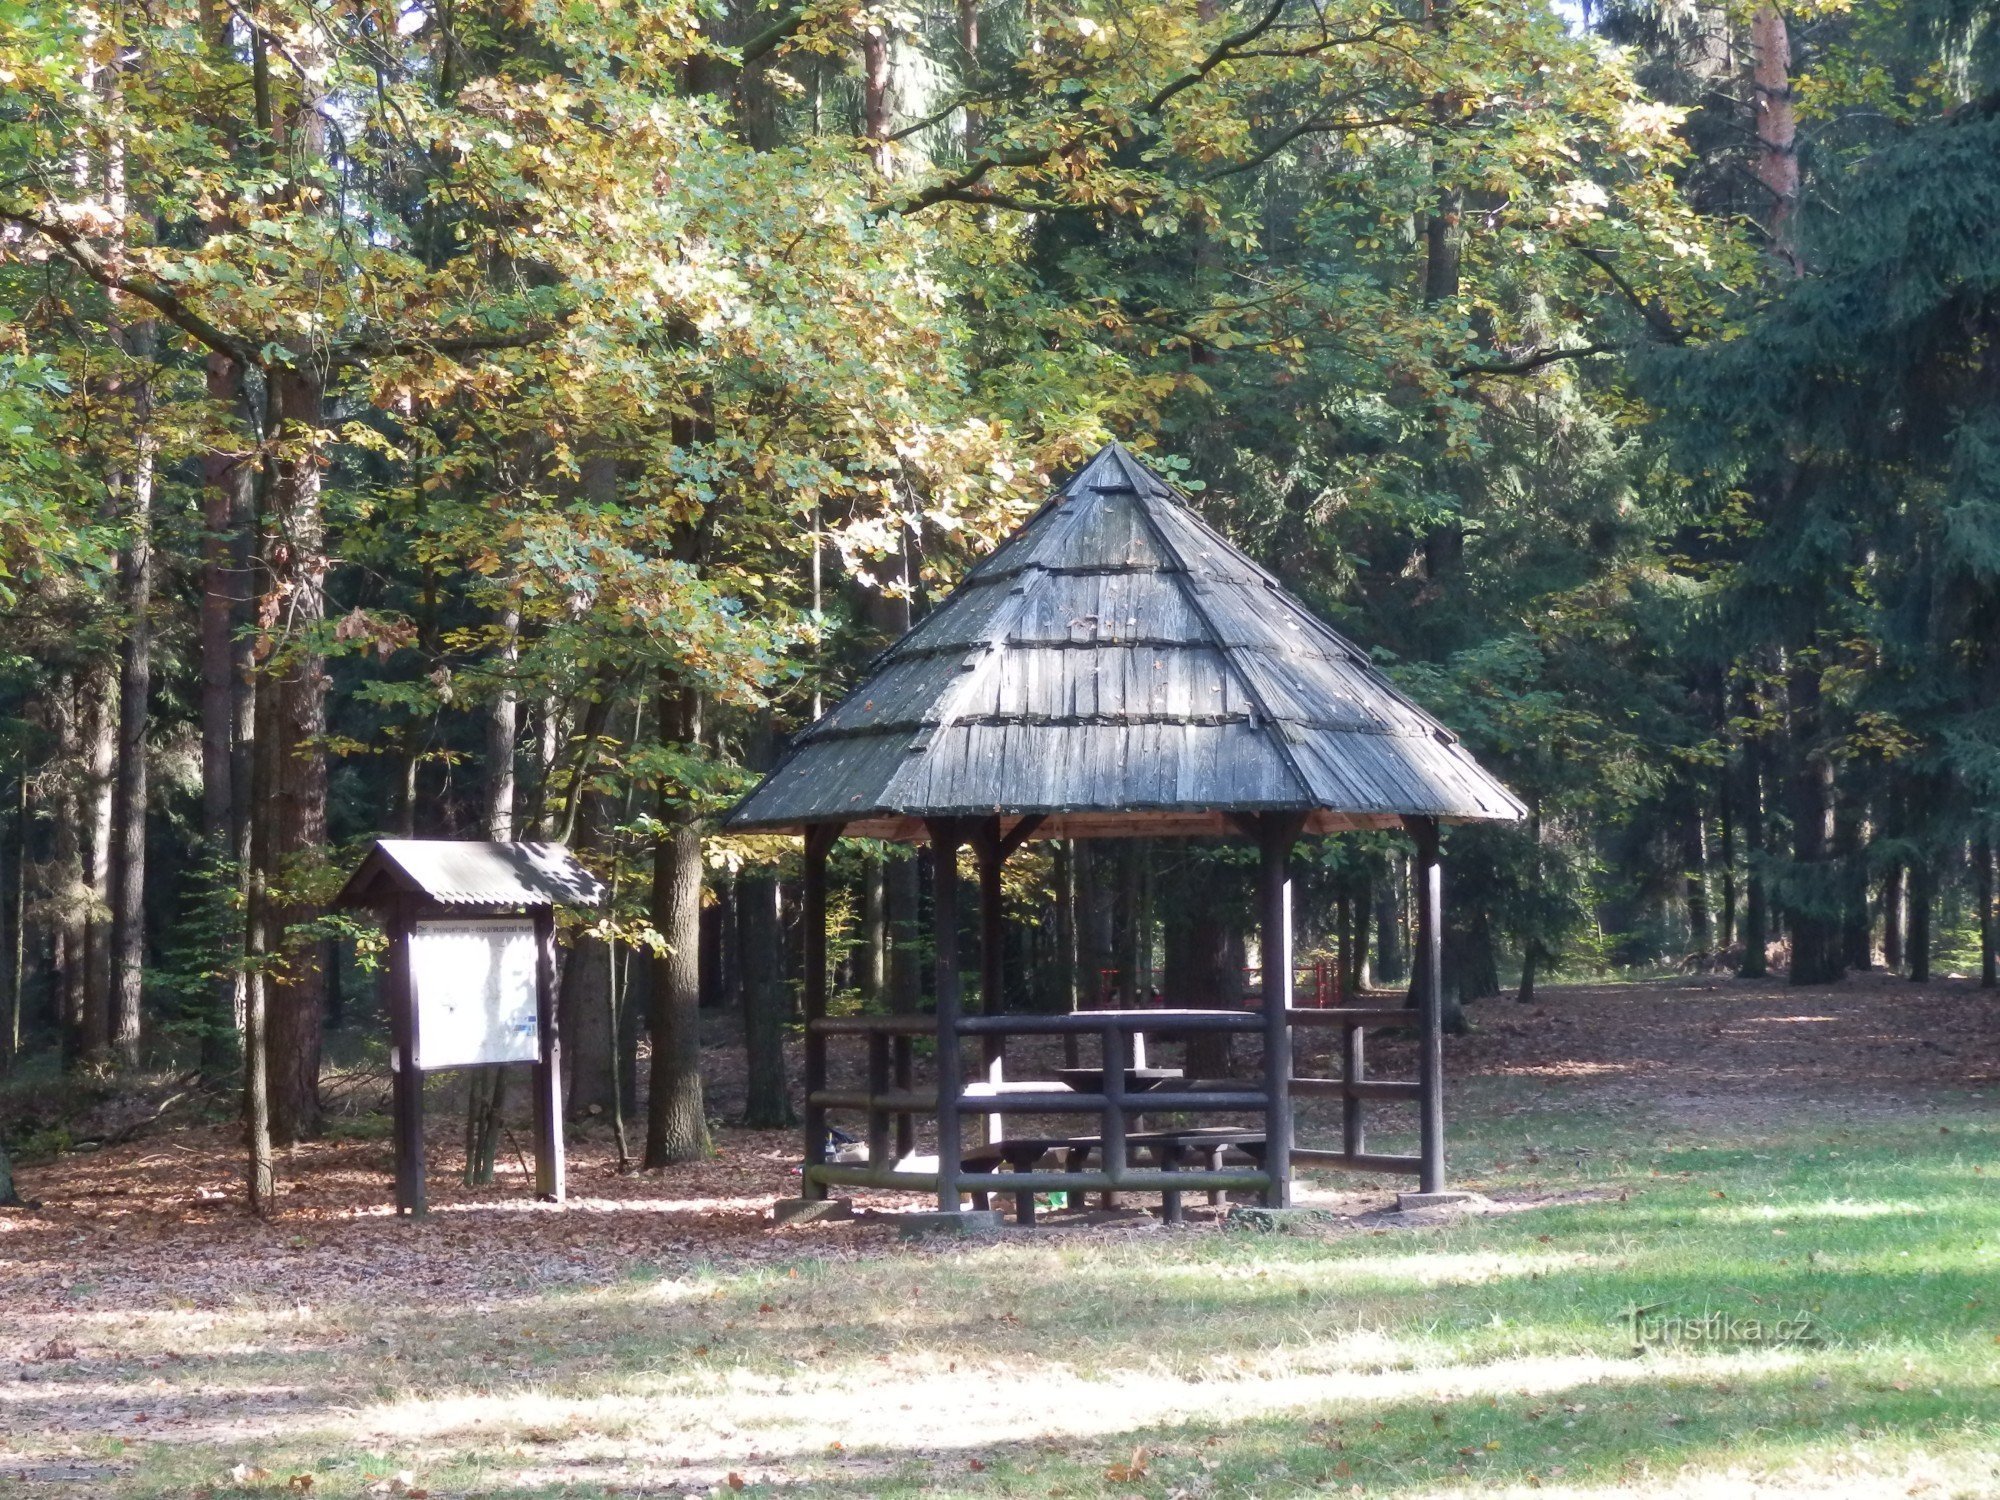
[
  {"left": 1258, "top": 812, "right": 1306, "bottom": 1208},
  {"left": 799, "top": 822, "right": 842, "bottom": 1203},
  {"left": 1404, "top": 815, "right": 1448, "bottom": 1196},
  {"left": 927, "top": 818, "right": 969, "bottom": 1212}
]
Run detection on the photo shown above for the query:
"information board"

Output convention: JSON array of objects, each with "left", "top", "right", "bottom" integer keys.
[{"left": 410, "top": 918, "right": 541, "bottom": 1070}]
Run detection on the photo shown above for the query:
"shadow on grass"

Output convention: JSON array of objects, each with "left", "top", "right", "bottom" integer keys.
[{"left": 92, "top": 1359, "right": 2000, "bottom": 1498}]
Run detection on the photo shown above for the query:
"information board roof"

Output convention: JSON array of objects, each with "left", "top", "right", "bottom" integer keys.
[{"left": 336, "top": 839, "right": 607, "bottom": 910}]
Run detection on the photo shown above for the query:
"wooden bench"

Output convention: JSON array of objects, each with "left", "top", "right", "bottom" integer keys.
[{"left": 960, "top": 1127, "right": 1267, "bottom": 1225}]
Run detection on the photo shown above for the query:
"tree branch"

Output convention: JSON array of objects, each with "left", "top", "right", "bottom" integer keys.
[
  {"left": 0, "top": 204, "right": 261, "bottom": 366},
  {"left": 1199, "top": 112, "right": 1423, "bottom": 181},
  {"left": 737, "top": 4, "right": 807, "bottom": 66},
  {"left": 324, "top": 320, "right": 570, "bottom": 370},
  {"left": 1450, "top": 340, "right": 1614, "bottom": 377},
  {"left": 1148, "top": 0, "right": 1293, "bottom": 114},
  {"left": 1566, "top": 237, "right": 1689, "bottom": 346},
  {"left": 873, "top": 147, "right": 1056, "bottom": 215}
]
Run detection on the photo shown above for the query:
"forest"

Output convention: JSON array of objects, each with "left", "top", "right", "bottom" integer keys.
[{"left": 1, "top": 0, "right": 1998, "bottom": 1198}]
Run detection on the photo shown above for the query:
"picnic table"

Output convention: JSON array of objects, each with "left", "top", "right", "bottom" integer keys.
[{"left": 1052, "top": 1066, "right": 1185, "bottom": 1093}]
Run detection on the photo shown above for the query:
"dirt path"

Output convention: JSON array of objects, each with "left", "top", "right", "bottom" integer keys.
[{"left": 1449, "top": 972, "right": 2000, "bottom": 1127}]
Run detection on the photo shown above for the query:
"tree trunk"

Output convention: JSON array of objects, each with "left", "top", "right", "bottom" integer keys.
[
  {"left": 79, "top": 660, "right": 116, "bottom": 1068},
  {"left": 0, "top": 1132, "right": 18, "bottom": 1207},
  {"left": 50, "top": 685, "right": 87, "bottom": 1066},
  {"left": 1683, "top": 796, "right": 1710, "bottom": 959},
  {"left": 1051, "top": 840, "right": 1078, "bottom": 1014},
  {"left": 739, "top": 870, "right": 793, "bottom": 1127},
  {"left": 559, "top": 934, "right": 614, "bottom": 1116},
  {"left": 1425, "top": 184, "right": 1464, "bottom": 306},
  {"left": 464, "top": 608, "right": 520, "bottom": 1183},
  {"left": 1749, "top": 4, "right": 1801, "bottom": 271},
  {"left": 106, "top": 309, "right": 155, "bottom": 1070},
  {"left": 3, "top": 772, "right": 22, "bottom": 1071},
  {"left": 1348, "top": 877, "right": 1372, "bottom": 993},
  {"left": 257, "top": 365, "right": 331, "bottom": 1145},
  {"left": 1718, "top": 781, "right": 1738, "bottom": 953},
  {"left": 645, "top": 683, "right": 709, "bottom": 1167},
  {"left": 1374, "top": 859, "right": 1406, "bottom": 987},
  {"left": 195, "top": 0, "right": 260, "bottom": 1061},
  {"left": 1979, "top": 836, "right": 1996, "bottom": 990},
  {"left": 1839, "top": 801, "right": 1872, "bottom": 971},
  {"left": 1785, "top": 657, "right": 1844, "bottom": 986},
  {"left": 858, "top": 853, "right": 885, "bottom": 1003},
  {"left": 201, "top": 349, "right": 257, "bottom": 1060},
  {"left": 243, "top": 706, "right": 279, "bottom": 1213},
  {"left": 862, "top": 18, "right": 893, "bottom": 174},
  {"left": 1516, "top": 941, "right": 1544, "bottom": 1005},
  {"left": 1883, "top": 863, "right": 1906, "bottom": 972},
  {"left": 1740, "top": 734, "right": 1769, "bottom": 977},
  {"left": 958, "top": 0, "right": 982, "bottom": 151},
  {"left": 883, "top": 851, "right": 922, "bottom": 1014},
  {"left": 1168, "top": 908, "right": 1239, "bottom": 1078},
  {"left": 1907, "top": 857, "right": 1933, "bottom": 984}
]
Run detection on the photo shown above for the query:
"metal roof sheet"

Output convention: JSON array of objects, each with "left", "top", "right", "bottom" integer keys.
[
  {"left": 337, "top": 839, "right": 608, "bottom": 909},
  {"left": 727, "top": 442, "right": 1525, "bottom": 839}
]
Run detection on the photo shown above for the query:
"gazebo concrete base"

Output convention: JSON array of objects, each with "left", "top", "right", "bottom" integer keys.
[
  {"left": 896, "top": 1208, "right": 1007, "bottom": 1239},
  {"left": 771, "top": 1196, "right": 854, "bottom": 1225},
  {"left": 1396, "top": 1190, "right": 1476, "bottom": 1211}
]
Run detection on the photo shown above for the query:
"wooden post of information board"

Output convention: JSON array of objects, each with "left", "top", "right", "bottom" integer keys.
[
  {"left": 388, "top": 896, "right": 426, "bottom": 1217},
  {"left": 532, "top": 905, "right": 564, "bottom": 1203}
]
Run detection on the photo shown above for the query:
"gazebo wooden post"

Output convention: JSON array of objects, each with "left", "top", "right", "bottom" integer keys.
[
  {"left": 1258, "top": 813, "right": 1305, "bottom": 1208},
  {"left": 1408, "top": 815, "right": 1447, "bottom": 1194},
  {"left": 387, "top": 893, "right": 425, "bottom": 1218},
  {"left": 800, "top": 823, "right": 841, "bottom": 1201},
  {"left": 927, "top": 819, "right": 967, "bottom": 1213}
]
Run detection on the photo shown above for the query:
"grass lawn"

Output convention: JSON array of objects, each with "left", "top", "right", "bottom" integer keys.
[{"left": 5, "top": 978, "right": 1999, "bottom": 1498}]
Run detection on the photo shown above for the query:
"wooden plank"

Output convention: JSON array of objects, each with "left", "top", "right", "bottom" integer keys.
[
  {"left": 957, "top": 1009, "right": 1262, "bottom": 1034},
  {"left": 955, "top": 1168, "right": 1268, "bottom": 1194},
  {"left": 809, "top": 1163, "right": 940, "bottom": 1192},
  {"left": 945, "top": 1089, "right": 1269, "bottom": 1114},
  {"left": 1343, "top": 1079, "right": 1421, "bottom": 1101}
]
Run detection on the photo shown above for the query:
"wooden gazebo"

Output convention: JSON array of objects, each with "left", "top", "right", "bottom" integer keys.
[{"left": 728, "top": 442, "right": 1523, "bottom": 1225}]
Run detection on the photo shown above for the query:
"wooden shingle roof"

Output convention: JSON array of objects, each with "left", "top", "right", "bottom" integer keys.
[{"left": 727, "top": 442, "right": 1524, "bottom": 841}]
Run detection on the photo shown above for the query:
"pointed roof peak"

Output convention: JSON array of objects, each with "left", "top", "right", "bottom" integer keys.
[
  {"left": 1063, "top": 439, "right": 1172, "bottom": 499},
  {"left": 728, "top": 446, "right": 1523, "bottom": 841}
]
